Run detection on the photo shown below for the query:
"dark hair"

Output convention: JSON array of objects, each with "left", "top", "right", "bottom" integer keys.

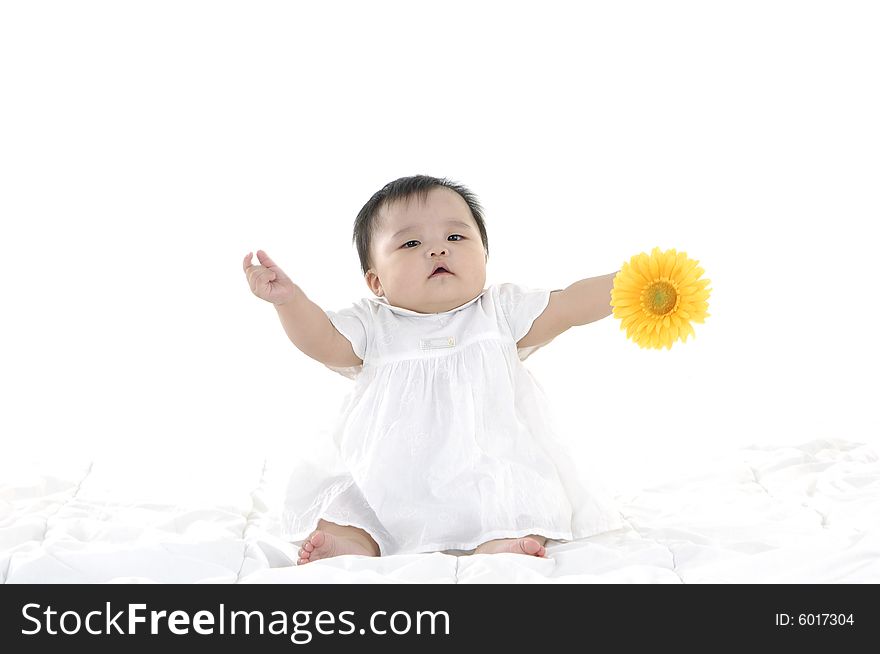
[{"left": 353, "top": 175, "right": 489, "bottom": 276}]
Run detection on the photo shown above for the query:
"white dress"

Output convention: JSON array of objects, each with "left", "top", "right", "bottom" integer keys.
[{"left": 281, "top": 283, "right": 624, "bottom": 555}]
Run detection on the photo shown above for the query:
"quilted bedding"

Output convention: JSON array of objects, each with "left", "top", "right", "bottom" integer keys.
[{"left": 2, "top": 437, "right": 877, "bottom": 583}]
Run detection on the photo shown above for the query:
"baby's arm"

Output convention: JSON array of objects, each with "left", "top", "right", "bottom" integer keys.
[
  {"left": 244, "top": 250, "right": 361, "bottom": 367},
  {"left": 274, "top": 288, "right": 363, "bottom": 368},
  {"left": 517, "top": 272, "right": 618, "bottom": 349}
]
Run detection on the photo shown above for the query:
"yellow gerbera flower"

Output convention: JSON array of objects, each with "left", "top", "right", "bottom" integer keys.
[{"left": 610, "top": 247, "right": 712, "bottom": 350}]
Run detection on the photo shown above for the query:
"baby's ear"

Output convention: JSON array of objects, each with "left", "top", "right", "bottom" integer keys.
[{"left": 364, "top": 270, "right": 384, "bottom": 297}]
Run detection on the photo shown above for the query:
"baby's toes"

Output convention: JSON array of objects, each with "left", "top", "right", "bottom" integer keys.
[
  {"left": 307, "top": 530, "right": 327, "bottom": 550},
  {"left": 520, "top": 539, "right": 545, "bottom": 557}
]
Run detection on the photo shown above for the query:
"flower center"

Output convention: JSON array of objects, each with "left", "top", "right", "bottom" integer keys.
[{"left": 643, "top": 280, "right": 678, "bottom": 316}]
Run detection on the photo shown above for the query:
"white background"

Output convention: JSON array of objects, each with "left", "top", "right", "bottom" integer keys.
[{"left": 2, "top": 1, "right": 877, "bottom": 495}]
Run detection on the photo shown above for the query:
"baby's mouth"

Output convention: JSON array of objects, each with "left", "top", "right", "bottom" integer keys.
[{"left": 429, "top": 267, "right": 454, "bottom": 278}]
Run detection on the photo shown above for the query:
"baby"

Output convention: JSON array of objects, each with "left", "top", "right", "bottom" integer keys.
[{"left": 243, "top": 175, "right": 623, "bottom": 565}]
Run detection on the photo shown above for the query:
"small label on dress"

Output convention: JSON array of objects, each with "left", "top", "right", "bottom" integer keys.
[{"left": 419, "top": 336, "right": 456, "bottom": 349}]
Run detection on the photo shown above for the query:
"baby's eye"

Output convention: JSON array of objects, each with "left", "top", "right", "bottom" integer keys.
[{"left": 401, "top": 235, "right": 464, "bottom": 249}]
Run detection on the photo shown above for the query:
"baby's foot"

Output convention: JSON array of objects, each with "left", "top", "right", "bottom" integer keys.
[
  {"left": 296, "top": 530, "right": 376, "bottom": 565},
  {"left": 474, "top": 536, "right": 547, "bottom": 558}
]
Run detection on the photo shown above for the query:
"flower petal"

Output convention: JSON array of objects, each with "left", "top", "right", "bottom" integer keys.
[{"left": 648, "top": 250, "right": 660, "bottom": 280}]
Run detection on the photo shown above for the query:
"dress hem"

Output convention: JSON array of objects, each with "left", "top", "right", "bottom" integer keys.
[
  {"left": 283, "top": 513, "right": 627, "bottom": 558},
  {"left": 409, "top": 517, "right": 625, "bottom": 555}
]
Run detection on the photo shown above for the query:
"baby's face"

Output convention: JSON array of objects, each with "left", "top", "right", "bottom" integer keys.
[{"left": 365, "top": 187, "right": 487, "bottom": 313}]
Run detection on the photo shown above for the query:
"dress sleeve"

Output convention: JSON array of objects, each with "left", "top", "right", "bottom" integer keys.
[
  {"left": 322, "top": 298, "right": 372, "bottom": 380},
  {"left": 494, "top": 282, "right": 562, "bottom": 361}
]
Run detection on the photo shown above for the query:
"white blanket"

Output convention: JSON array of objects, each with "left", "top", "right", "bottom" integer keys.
[{"left": 2, "top": 438, "right": 877, "bottom": 583}]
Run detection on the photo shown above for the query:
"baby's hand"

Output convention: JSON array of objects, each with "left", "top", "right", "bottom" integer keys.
[{"left": 243, "top": 250, "right": 298, "bottom": 306}]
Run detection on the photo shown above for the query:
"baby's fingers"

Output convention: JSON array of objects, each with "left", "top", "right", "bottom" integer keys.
[
  {"left": 243, "top": 252, "right": 271, "bottom": 287},
  {"left": 256, "top": 249, "right": 280, "bottom": 270},
  {"left": 243, "top": 251, "right": 255, "bottom": 274}
]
